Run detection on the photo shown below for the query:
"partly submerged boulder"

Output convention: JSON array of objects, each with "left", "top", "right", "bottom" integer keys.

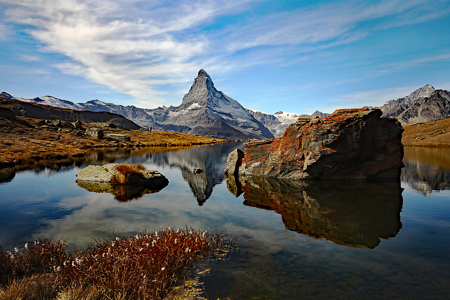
[
  {"left": 76, "top": 163, "right": 169, "bottom": 201},
  {"left": 235, "top": 108, "right": 404, "bottom": 180},
  {"left": 76, "top": 163, "right": 167, "bottom": 184}
]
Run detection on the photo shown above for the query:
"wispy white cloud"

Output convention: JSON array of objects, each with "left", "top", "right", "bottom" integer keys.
[
  {"left": 224, "top": 0, "right": 448, "bottom": 53},
  {"left": 18, "top": 54, "right": 42, "bottom": 62},
  {"left": 0, "top": 0, "right": 448, "bottom": 106},
  {"left": 328, "top": 85, "right": 422, "bottom": 110},
  {"left": 0, "top": 23, "right": 9, "bottom": 40}
]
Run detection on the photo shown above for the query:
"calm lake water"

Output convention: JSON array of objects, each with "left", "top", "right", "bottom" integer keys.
[{"left": 1, "top": 143, "right": 449, "bottom": 299}]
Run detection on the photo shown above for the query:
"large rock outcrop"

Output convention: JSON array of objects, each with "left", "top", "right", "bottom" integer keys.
[{"left": 235, "top": 108, "right": 404, "bottom": 180}]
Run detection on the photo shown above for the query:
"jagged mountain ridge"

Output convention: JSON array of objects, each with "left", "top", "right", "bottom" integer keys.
[
  {"left": 0, "top": 97, "right": 141, "bottom": 129},
  {"left": 379, "top": 85, "right": 450, "bottom": 125}
]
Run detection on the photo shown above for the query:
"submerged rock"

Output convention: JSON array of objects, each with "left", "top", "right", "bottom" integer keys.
[{"left": 235, "top": 108, "right": 404, "bottom": 180}]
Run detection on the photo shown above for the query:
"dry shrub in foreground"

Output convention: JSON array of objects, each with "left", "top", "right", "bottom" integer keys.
[{"left": 0, "top": 228, "right": 233, "bottom": 300}]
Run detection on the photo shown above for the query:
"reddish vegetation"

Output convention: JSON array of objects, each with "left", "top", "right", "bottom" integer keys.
[
  {"left": 0, "top": 229, "right": 233, "bottom": 299},
  {"left": 112, "top": 163, "right": 146, "bottom": 185}
]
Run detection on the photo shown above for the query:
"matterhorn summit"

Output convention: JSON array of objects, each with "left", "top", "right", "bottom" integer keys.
[{"left": 145, "top": 69, "right": 274, "bottom": 139}]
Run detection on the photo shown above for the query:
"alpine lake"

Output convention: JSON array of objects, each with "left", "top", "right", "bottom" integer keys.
[{"left": 1, "top": 142, "right": 449, "bottom": 299}]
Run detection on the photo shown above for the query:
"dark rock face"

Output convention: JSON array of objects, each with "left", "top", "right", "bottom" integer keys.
[
  {"left": 236, "top": 177, "right": 403, "bottom": 248},
  {"left": 237, "top": 108, "right": 404, "bottom": 180},
  {"left": 0, "top": 107, "right": 15, "bottom": 120}
]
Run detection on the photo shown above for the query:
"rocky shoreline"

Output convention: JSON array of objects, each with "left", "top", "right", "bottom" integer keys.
[{"left": 0, "top": 115, "right": 224, "bottom": 170}]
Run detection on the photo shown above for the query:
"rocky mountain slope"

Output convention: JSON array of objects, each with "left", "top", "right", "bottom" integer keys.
[
  {"left": 144, "top": 69, "right": 274, "bottom": 139},
  {"left": 0, "top": 97, "right": 141, "bottom": 129},
  {"left": 379, "top": 85, "right": 450, "bottom": 125}
]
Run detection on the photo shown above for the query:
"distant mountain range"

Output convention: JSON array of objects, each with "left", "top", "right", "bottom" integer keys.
[
  {"left": 247, "top": 109, "right": 329, "bottom": 137},
  {"left": 2, "top": 74, "right": 449, "bottom": 139}
]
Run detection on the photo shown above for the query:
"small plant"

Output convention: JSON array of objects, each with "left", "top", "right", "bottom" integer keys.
[{"left": 112, "top": 163, "right": 146, "bottom": 185}]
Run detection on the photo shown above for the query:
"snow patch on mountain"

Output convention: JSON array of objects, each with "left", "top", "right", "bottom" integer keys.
[{"left": 247, "top": 109, "right": 329, "bottom": 137}]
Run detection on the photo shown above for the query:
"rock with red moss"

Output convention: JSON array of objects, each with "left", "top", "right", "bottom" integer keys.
[{"left": 236, "top": 108, "right": 404, "bottom": 180}]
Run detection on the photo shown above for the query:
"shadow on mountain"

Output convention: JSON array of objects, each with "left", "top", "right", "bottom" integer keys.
[
  {"left": 77, "top": 178, "right": 168, "bottom": 202},
  {"left": 150, "top": 142, "right": 244, "bottom": 205},
  {"left": 402, "top": 147, "right": 450, "bottom": 195},
  {"left": 226, "top": 175, "right": 403, "bottom": 249}
]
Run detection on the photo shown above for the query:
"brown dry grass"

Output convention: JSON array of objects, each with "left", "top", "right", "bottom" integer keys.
[
  {"left": 402, "top": 117, "right": 450, "bottom": 147},
  {"left": 0, "top": 116, "right": 225, "bottom": 170},
  {"left": 0, "top": 229, "right": 233, "bottom": 300}
]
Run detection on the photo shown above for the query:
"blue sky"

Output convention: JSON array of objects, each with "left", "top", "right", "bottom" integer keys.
[{"left": 1, "top": 0, "right": 450, "bottom": 114}]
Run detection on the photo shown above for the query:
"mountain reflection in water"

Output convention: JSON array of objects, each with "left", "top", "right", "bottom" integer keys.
[
  {"left": 402, "top": 147, "right": 450, "bottom": 195},
  {"left": 226, "top": 176, "right": 403, "bottom": 248},
  {"left": 147, "top": 142, "right": 243, "bottom": 205}
]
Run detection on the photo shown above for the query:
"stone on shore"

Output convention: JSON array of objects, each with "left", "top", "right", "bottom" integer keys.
[
  {"left": 233, "top": 108, "right": 404, "bottom": 180},
  {"left": 86, "top": 127, "right": 104, "bottom": 139},
  {"left": 105, "top": 133, "right": 131, "bottom": 142}
]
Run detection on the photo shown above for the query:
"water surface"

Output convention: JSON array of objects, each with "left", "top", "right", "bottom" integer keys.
[{"left": 1, "top": 144, "right": 449, "bottom": 299}]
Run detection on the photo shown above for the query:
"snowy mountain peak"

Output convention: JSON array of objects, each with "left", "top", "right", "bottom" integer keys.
[
  {"left": 406, "top": 84, "right": 435, "bottom": 101},
  {"left": 181, "top": 69, "right": 223, "bottom": 108},
  {"left": 0, "top": 92, "right": 14, "bottom": 99},
  {"left": 381, "top": 84, "right": 436, "bottom": 109}
]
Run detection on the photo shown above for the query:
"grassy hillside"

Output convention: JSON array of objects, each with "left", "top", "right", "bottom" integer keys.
[
  {"left": 0, "top": 116, "right": 224, "bottom": 169},
  {"left": 402, "top": 117, "right": 450, "bottom": 147}
]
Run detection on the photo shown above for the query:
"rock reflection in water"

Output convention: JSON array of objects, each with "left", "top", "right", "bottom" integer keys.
[
  {"left": 227, "top": 176, "right": 403, "bottom": 249},
  {"left": 402, "top": 147, "right": 450, "bottom": 195},
  {"left": 76, "top": 178, "right": 168, "bottom": 202}
]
